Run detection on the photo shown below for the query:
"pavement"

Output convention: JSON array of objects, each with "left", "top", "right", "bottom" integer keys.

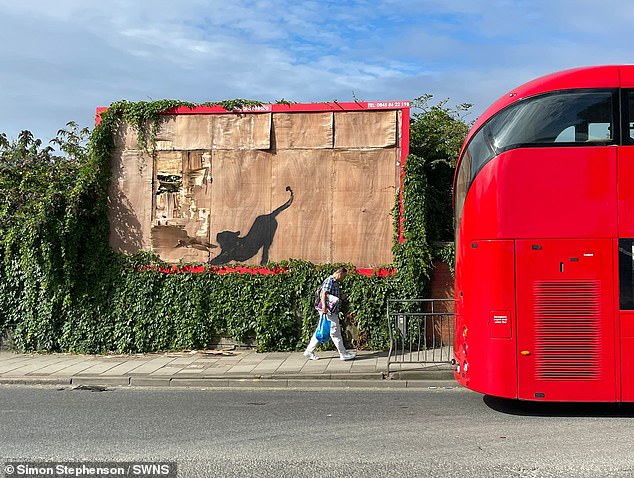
[{"left": 0, "top": 349, "right": 455, "bottom": 390}]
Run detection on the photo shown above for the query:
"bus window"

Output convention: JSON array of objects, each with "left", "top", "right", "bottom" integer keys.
[
  {"left": 555, "top": 126, "right": 575, "bottom": 142},
  {"left": 619, "top": 239, "right": 634, "bottom": 310},
  {"left": 624, "top": 91, "right": 634, "bottom": 144},
  {"left": 588, "top": 123, "right": 611, "bottom": 141},
  {"left": 457, "top": 89, "right": 617, "bottom": 202},
  {"left": 487, "top": 90, "right": 615, "bottom": 152},
  {"left": 556, "top": 123, "right": 612, "bottom": 142}
]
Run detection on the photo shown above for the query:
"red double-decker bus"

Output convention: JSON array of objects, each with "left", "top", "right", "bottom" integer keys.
[{"left": 453, "top": 65, "right": 634, "bottom": 402}]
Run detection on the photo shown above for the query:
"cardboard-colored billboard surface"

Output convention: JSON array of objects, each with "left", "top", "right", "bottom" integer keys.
[{"left": 107, "top": 103, "right": 408, "bottom": 267}]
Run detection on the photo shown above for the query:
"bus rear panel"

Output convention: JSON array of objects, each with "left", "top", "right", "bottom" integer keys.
[{"left": 453, "top": 65, "right": 634, "bottom": 401}]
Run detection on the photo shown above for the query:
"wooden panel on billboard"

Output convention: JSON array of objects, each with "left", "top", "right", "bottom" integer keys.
[
  {"left": 270, "top": 149, "right": 332, "bottom": 263},
  {"left": 153, "top": 116, "right": 176, "bottom": 151},
  {"left": 208, "top": 150, "right": 273, "bottom": 265},
  {"left": 151, "top": 150, "right": 213, "bottom": 263},
  {"left": 273, "top": 112, "right": 333, "bottom": 149},
  {"left": 155, "top": 150, "right": 182, "bottom": 176},
  {"left": 113, "top": 123, "right": 140, "bottom": 151},
  {"left": 154, "top": 151, "right": 184, "bottom": 227},
  {"left": 181, "top": 151, "right": 213, "bottom": 261},
  {"left": 211, "top": 114, "right": 271, "bottom": 150},
  {"left": 173, "top": 115, "right": 213, "bottom": 150},
  {"left": 108, "top": 149, "right": 153, "bottom": 254},
  {"left": 184, "top": 150, "right": 212, "bottom": 240},
  {"left": 152, "top": 115, "right": 209, "bottom": 151},
  {"left": 151, "top": 225, "right": 211, "bottom": 263},
  {"left": 107, "top": 106, "right": 404, "bottom": 266},
  {"left": 332, "top": 149, "right": 399, "bottom": 266},
  {"left": 334, "top": 110, "right": 397, "bottom": 148}
]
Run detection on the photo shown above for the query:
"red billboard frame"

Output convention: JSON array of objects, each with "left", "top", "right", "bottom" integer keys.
[{"left": 97, "top": 101, "right": 410, "bottom": 275}]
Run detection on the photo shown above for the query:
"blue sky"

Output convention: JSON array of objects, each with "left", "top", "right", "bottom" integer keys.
[{"left": 1, "top": 0, "right": 633, "bottom": 143}]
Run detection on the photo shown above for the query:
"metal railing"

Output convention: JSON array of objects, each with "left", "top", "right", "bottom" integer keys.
[{"left": 386, "top": 298, "right": 455, "bottom": 374}]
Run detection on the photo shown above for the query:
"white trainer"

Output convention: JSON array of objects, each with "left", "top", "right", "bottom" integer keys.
[
  {"left": 340, "top": 352, "right": 356, "bottom": 361},
  {"left": 303, "top": 350, "right": 319, "bottom": 361}
]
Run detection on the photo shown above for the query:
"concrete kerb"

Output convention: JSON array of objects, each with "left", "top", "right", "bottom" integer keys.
[
  {"left": 387, "top": 369, "right": 455, "bottom": 381},
  {"left": 0, "top": 376, "right": 72, "bottom": 387},
  {"left": 71, "top": 376, "right": 131, "bottom": 387},
  {"left": 0, "top": 374, "right": 457, "bottom": 390}
]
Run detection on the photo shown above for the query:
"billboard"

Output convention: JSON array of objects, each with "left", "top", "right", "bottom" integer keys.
[{"left": 104, "top": 101, "right": 409, "bottom": 267}]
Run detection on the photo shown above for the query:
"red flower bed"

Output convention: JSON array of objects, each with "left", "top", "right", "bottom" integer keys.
[{"left": 135, "top": 264, "right": 395, "bottom": 276}]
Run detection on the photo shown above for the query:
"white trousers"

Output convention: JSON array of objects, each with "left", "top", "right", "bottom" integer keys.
[{"left": 305, "top": 311, "right": 348, "bottom": 356}]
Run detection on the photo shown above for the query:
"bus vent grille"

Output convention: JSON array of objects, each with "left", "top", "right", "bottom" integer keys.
[{"left": 533, "top": 280, "right": 601, "bottom": 381}]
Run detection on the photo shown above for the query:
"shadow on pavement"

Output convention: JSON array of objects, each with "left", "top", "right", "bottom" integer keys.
[{"left": 484, "top": 395, "right": 634, "bottom": 417}]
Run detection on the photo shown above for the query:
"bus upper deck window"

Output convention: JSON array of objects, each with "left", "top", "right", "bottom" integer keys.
[
  {"left": 488, "top": 90, "right": 615, "bottom": 152},
  {"left": 625, "top": 91, "right": 634, "bottom": 144}
]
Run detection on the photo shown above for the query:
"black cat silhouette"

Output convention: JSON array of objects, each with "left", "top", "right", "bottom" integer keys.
[{"left": 209, "top": 186, "right": 294, "bottom": 265}]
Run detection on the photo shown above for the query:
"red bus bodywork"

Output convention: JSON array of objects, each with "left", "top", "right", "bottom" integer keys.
[{"left": 453, "top": 65, "right": 634, "bottom": 401}]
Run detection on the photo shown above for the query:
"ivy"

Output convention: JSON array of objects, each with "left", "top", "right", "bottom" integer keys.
[
  {"left": 0, "top": 97, "right": 467, "bottom": 354},
  {"left": 202, "top": 99, "right": 264, "bottom": 111},
  {"left": 101, "top": 99, "right": 195, "bottom": 151},
  {"left": 392, "top": 153, "right": 433, "bottom": 299},
  {"left": 433, "top": 242, "right": 456, "bottom": 276},
  {"left": 409, "top": 95, "right": 472, "bottom": 242}
]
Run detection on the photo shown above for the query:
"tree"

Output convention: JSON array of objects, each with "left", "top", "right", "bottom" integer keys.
[
  {"left": 0, "top": 123, "right": 96, "bottom": 351},
  {"left": 408, "top": 95, "right": 472, "bottom": 242}
]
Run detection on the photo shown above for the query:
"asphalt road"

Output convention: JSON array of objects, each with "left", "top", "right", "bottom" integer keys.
[{"left": 1, "top": 384, "right": 634, "bottom": 477}]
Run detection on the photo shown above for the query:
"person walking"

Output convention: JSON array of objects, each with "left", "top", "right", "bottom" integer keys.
[{"left": 304, "top": 267, "right": 356, "bottom": 361}]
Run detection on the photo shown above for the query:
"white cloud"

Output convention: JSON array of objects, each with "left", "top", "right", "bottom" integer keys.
[{"left": 1, "top": 0, "right": 634, "bottom": 142}]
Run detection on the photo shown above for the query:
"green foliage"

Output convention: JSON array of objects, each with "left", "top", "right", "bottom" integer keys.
[
  {"left": 0, "top": 124, "right": 98, "bottom": 350},
  {"left": 275, "top": 98, "right": 298, "bottom": 105},
  {"left": 433, "top": 242, "right": 456, "bottom": 276},
  {"left": 0, "top": 96, "right": 466, "bottom": 353},
  {"left": 101, "top": 99, "right": 195, "bottom": 151},
  {"left": 392, "top": 153, "right": 432, "bottom": 299},
  {"left": 409, "top": 95, "right": 471, "bottom": 242},
  {"left": 202, "top": 99, "right": 264, "bottom": 111}
]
